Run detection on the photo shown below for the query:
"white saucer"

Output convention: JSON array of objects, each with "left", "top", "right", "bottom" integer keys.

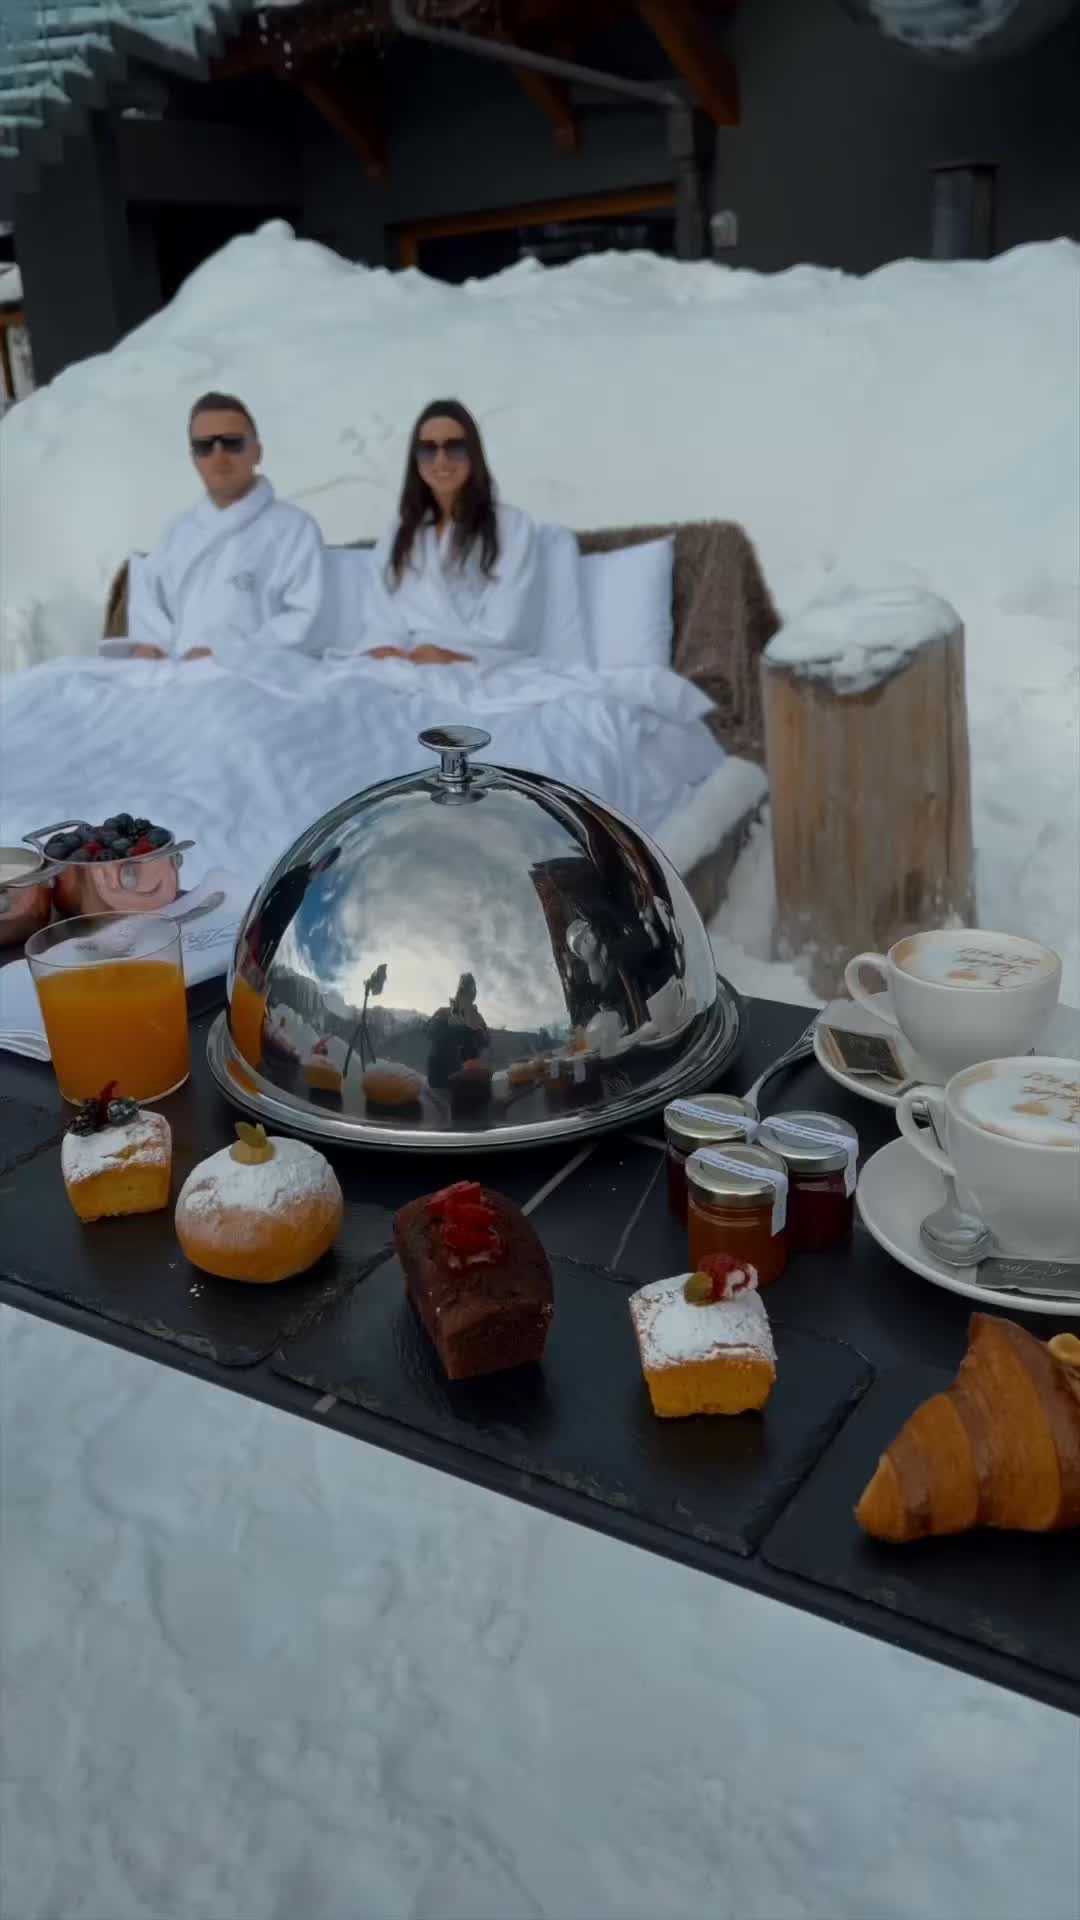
[
  {"left": 855, "top": 1135, "right": 1080, "bottom": 1320},
  {"left": 815, "top": 994, "right": 1080, "bottom": 1111}
]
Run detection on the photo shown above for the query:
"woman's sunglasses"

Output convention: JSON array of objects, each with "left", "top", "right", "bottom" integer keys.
[
  {"left": 416, "top": 436, "right": 469, "bottom": 466},
  {"left": 191, "top": 433, "right": 251, "bottom": 458}
]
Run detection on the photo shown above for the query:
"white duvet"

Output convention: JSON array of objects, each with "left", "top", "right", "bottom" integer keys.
[{"left": 0, "top": 649, "right": 725, "bottom": 897}]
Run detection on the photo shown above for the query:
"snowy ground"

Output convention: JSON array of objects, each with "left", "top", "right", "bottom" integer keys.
[
  {"left": 3, "top": 1305, "right": 1078, "bottom": 1920},
  {"left": 1, "top": 227, "right": 1077, "bottom": 999}
]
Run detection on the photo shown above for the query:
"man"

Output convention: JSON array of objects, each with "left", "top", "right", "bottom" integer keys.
[{"left": 108, "top": 392, "right": 324, "bottom": 666}]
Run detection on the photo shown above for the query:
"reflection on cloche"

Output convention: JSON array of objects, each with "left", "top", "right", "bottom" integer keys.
[{"left": 207, "top": 727, "right": 743, "bottom": 1149}]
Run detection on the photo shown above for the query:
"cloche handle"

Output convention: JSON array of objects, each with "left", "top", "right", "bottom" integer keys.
[{"left": 418, "top": 726, "right": 492, "bottom": 789}]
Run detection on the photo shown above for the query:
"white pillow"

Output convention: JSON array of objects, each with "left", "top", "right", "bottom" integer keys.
[
  {"left": 532, "top": 523, "right": 589, "bottom": 664},
  {"left": 315, "top": 546, "right": 375, "bottom": 656},
  {"left": 581, "top": 536, "right": 674, "bottom": 670}
]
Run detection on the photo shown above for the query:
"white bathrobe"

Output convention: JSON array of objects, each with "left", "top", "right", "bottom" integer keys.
[
  {"left": 363, "top": 503, "right": 539, "bottom": 661},
  {"left": 110, "top": 477, "right": 324, "bottom": 667}
]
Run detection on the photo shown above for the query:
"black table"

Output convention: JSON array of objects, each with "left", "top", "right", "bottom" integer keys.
[{"left": 2, "top": 986, "right": 1076, "bottom": 1718}]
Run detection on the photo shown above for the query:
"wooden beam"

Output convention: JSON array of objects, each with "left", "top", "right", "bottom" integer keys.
[
  {"left": 487, "top": 22, "right": 579, "bottom": 150},
  {"left": 635, "top": 0, "right": 738, "bottom": 127},
  {"left": 298, "top": 59, "right": 386, "bottom": 181}
]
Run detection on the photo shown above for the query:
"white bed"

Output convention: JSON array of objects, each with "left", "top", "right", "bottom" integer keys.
[{"left": 0, "top": 648, "right": 764, "bottom": 905}]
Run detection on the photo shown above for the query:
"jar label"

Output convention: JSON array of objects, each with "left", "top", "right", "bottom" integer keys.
[
  {"left": 765, "top": 1116, "right": 859, "bottom": 1196},
  {"left": 694, "top": 1148, "right": 788, "bottom": 1235},
  {"left": 668, "top": 1098, "right": 759, "bottom": 1135}
]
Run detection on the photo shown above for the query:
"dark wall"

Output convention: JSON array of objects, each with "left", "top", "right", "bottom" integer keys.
[
  {"left": 719, "top": 0, "right": 1080, "bottom": 271},
  {"left": 15, "top": 117, "right": 150, "bottom": 382},
  {"left": 16, "top": 82, "right": 308, "bottom": 382},
  {"left": 301, "top": 25, "right": 674, "bottom": 265},
  {"left": 14, "top": 2, "right": 1080, "bottom": 381},
  {"left": 301, "top": 5, "right": 1080, "bottom": 275}
]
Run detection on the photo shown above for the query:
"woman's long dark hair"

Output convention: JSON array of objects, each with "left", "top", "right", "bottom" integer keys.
[{"left": 389, "top": 399, "right": 499, "bottom": 586}]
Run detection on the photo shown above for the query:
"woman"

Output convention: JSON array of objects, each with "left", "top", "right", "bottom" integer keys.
[{"left": 364, "top": 400, "right": 538, "bottom": 664}]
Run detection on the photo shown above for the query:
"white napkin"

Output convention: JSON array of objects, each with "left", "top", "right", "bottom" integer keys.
[{"left": 0, "top": 868, "right": 248, "bottom": 1062}]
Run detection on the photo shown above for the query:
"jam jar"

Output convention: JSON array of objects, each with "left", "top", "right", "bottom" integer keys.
[
  {"left": 685, "top": 1142, "right": 789, "bottom": 1286},
  {"left": 663, "top": 1093, "right": 759, "bottom": 1222},
  {"left": 757, "top": 1111, "right": 859, "bottom": 1253}
]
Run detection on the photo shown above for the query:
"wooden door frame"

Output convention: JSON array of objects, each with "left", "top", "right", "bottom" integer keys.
[{"left": 396, "top": 183, "right": 676, "bottom": 268}]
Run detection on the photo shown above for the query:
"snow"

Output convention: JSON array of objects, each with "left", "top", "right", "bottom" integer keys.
[
  {"left": 3, "top": 1304, "right": 1078, "bottom": 1920},
  {"left": 766, "top": 584, "right": 960, "bottom": 694},
  {"left": 2, "top": 224, "right": 1077, "bottom": 1004}
]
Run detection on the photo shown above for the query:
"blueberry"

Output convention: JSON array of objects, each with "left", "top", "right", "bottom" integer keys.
[
  {"left": 102, "top": 816, "right": 121, "bottom": 832},
  {"left": 146, "top": 826, "right": 171, "bottom": 848},
  {"left": 44, "top": 834, "right": 69, "bottom": 859},
  {"left": 69, "top": 848, "right": 91, "bottom": 863},
  {"left": 110, "top": 837, "right": 132, "bottom": 856},
  {"left": 115, "top": 812, "right": 134, "bottom": 834}
]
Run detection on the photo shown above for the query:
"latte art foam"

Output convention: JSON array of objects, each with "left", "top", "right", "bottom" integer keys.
[
  {"left": 956, "top": 1064, "right": 1080, "bottom": 1148},
  {"left": 895, "top": 934, "right": 1056, "bottom": 991}
]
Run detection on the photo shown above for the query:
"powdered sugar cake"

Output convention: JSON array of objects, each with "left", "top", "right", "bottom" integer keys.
[
  {"left": 62, "top": 1106, "right": 172, "bottom": 1223},
  {"left": 630, "top": 1258, "right": 776, "bottom": 1419}
]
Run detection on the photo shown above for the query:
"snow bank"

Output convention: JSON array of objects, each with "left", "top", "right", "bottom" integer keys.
[{"left": 1, "top": 224, "right": 1077, "bottom": 993}]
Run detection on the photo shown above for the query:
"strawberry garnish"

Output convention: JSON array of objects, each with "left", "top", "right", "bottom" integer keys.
[
  {"left": 428, "top": 1180, "right": 506, "bottom": 1265},
  {"left": 684, "top": 1254, "right": 757, "bottom": 1304},
  {"left": 429, "top": 1180, "right": 484, "bottom": 1214}
]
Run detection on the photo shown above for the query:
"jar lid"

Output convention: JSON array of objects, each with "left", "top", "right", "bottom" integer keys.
[
  {"left": 664, "top": 1093, "right": 758, "bottom": 1154},
  {"left": 686, "top": 1141, "right": 788, "bottom": 1208},
  {"left": 757, "top": 1111, "right": 859, "bottom": 1176}
]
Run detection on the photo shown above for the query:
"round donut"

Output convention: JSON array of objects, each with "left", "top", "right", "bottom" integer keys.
[
  {"left": 175, "top": 1131, "right": 343, "bottom": 1283},
  {"left": 363, "top": 1060, "right": 424, "bottom": 1109}
]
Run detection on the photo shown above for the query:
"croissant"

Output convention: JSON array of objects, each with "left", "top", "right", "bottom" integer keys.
[{"left": 856, "top": 1317, "right": 1080, "bottom": 1543}]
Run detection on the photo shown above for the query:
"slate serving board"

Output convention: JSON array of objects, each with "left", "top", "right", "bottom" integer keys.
[
  {"left": 0, "top": 1091, "right": 63, "bottom": 1176},
  {"left": 0, "top": 1140, "right": 393, "bottom": 1368},
  {"left": 274, "top": 1253, "right": 875, "bottom": 1556},
  {"left": 761, "top": 1364, "right": 1080, "bottom": 1684}
]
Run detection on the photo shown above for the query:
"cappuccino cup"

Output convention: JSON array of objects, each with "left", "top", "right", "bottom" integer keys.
[
  {"left": 897, "top": 1056, "right": 1080, "bottom": 1260},
  {"left": 844, "top": 928, "right": 1060, "bottom": 1080}
]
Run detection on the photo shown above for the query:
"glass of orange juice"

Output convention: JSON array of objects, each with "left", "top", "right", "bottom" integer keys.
[{"left": 27, "top": 913, "right": 190, "bottom": 1103}]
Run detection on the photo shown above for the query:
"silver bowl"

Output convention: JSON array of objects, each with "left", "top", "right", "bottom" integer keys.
[{"left": 207, "top": 727, "right": 744, "bottom": 1150}]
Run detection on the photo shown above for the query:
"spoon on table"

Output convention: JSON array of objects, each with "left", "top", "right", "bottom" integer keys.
[
  {"left": 170, "top": 889, "right": 226, "bottom": 927},
  {"left": 917, "top": 1101, "right": 995, "bottom": 1267}
]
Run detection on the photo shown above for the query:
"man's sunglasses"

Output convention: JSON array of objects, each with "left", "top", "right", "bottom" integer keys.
[
  {"left": 191, "top": 433, "right": 251, "bottom": 458},
  {"left": 416, "top": 436, "right": 468, "bottom": 465}
]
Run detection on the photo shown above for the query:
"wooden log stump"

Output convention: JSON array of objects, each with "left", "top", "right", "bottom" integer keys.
[{"left": 762, "top": 589, "right": 976, "bottom": 999}]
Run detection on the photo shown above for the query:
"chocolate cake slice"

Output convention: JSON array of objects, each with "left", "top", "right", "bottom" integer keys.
[{"left": 393, "top": 1181, "right": 554, "bottom": 1381}]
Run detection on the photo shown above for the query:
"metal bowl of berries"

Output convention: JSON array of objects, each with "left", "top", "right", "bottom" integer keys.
[
  {"left": 206, "top": 725, "right": 746, "bottom": 1152},
  {"left": 0, "top": 847, "right": 54, "bottom": 947},
  {"left": 24, "top": 814, "right": 193, "bottom": 921}
]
